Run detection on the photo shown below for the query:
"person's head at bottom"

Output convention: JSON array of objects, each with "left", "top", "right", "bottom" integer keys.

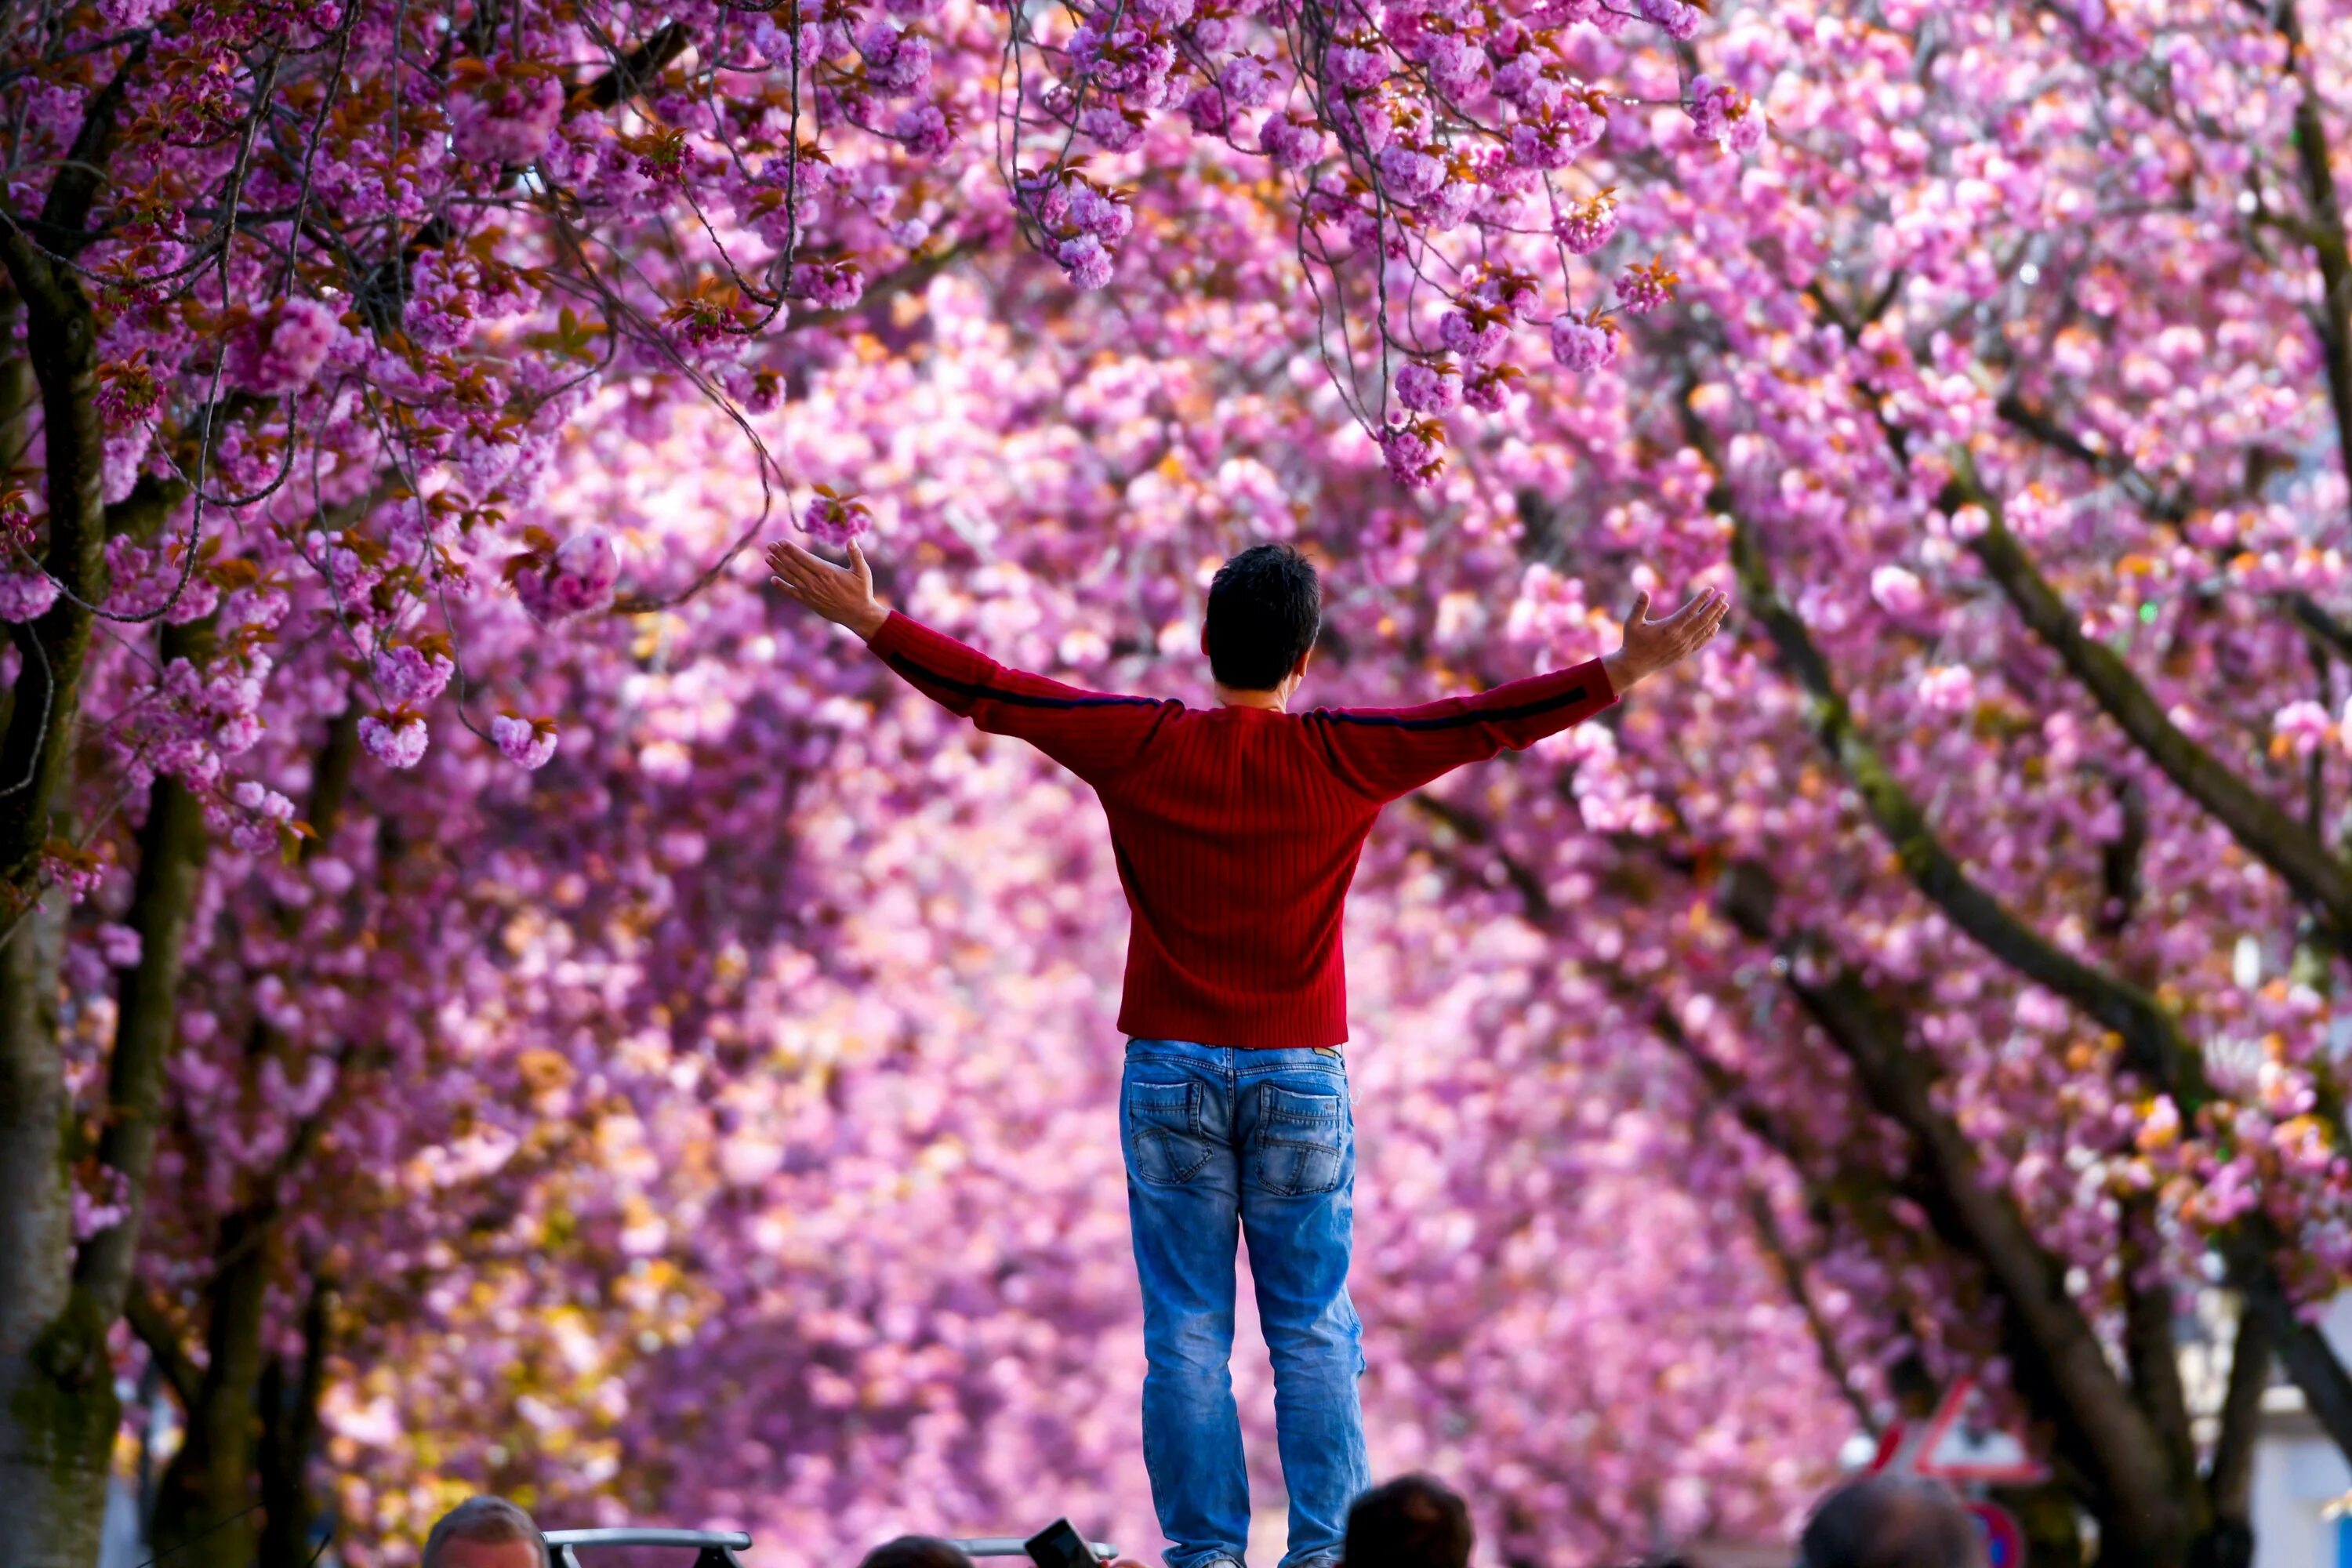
[
  {"left": 1797, "top": 1475, "right": 1987, "bottom": 1568},
  {"left": 858, "top": 1537, "right": 975, "bottom": 1568},
  {"left": 1342, "top": 1475, "right": 1474, "bottom": 1568},
  {"left": 421, "top": 1497, "right": 546, "bottom": 1568}
]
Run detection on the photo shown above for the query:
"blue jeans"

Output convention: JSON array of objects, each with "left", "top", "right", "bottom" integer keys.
[{"left": 1120, "top": 1039, "right": 1371, "bottom": 1568}]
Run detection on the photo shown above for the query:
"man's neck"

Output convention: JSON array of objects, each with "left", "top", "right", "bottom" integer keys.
[{"left": 1215, "top": 682, "right": 1288, "bottom": 712}]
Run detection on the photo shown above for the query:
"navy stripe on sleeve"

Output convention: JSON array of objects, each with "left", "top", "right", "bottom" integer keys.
[
  {"left": 1316, "top": 685, "right": 1588, "bottom": 731},
  {"left": 886, "top": 653, "right": 1167, "bottom": 711}
]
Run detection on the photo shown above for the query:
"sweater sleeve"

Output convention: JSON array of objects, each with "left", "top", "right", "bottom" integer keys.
[
  {"left": 1303, "top": 659, "right": 1618, "bottom": 802},
  {"left": 868, "top": 611, "right": 1178, "bottom": 786}
]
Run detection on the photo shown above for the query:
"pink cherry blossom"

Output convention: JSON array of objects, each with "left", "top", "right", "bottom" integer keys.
[
  {"left": 0, "top": 564, "right": 59, "bottom": 622},
  {"left": 373, "top": 644, "right": 456, "bottom": 707},
  {"left": 1548, "top": 312, "right": 1617, "bottom": 372},
  {"left": 1395, "top": 361, "right": 1464, "bottom": 414},
  {"left": 220, "top": 297, "right": 339, "bottom": 397},
  {"left": 448, "top": 67, "right": 564, "bottom": 165},
  {"left": 358, "top": 714, "right": 429, "bottom": 770},
  {"left": 1870, "top": 564, "right": 1928, "bottom": 619},
  {"left": 514, "top": 531, "right": 619, "bottom": 623},
  {"left": 492, "top": 714, "right": 559, "bottom": 770}
]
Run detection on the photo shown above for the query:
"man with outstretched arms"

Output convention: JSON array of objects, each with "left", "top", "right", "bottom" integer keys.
[{"left": 768, "top": 538, "right": 1726, "bottom": 1568}]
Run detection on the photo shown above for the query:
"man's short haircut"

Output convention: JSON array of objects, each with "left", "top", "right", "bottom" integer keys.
[
  {"left": 1798, "top": 1475, "right": 1985, "bottom": 1568},
  {"left": 858, "top": 1537, "right": 975, "bottom": 1568},
  {"left": 1204, "top": 543, "right": 1320, "bottom": 691},
  {"left": 1343, "top": 1474, "right": 1474, "bottom": 1568},
  {"left": 421, "top": 1497, "right": 546, "bottom": 1568}
]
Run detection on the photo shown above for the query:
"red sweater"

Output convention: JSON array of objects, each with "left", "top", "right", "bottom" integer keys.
[{"left": 869, "top": 612, "right": 1618, "bottom": 1050}]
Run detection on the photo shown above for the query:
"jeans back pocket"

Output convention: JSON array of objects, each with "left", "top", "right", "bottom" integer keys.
[
  {"left": 1250, "top": 1083, "right": 1347, "bottom": 1196},
  {"left": 1126, "top": 1077, "right": 1211, "bottom": 1185}
]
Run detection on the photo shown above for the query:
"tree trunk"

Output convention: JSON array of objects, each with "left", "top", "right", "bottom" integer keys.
[
  {"left": 1708, "top": 477, "right": 2210, "bottom": 1559},
  {"left": 150, "top": 1205, "right": 274, "bottom": 1568},
  {"left": 132, "top": 711, "right": 356, "bottom": 1566},
  {"left": 0, "top": 51, "right": 193, "bottom": 1558},
  {"left": 0, "top": 227, "right": 99, "bottom": 1568},
  {"left": 0, "top": 877, "right": 109, "bottom": 1568},
  {"left": 0, "top": 155, "right": 131, "bottom": 1568},
  {"left": 255, "top": 1279, "right": 332, "bottom": 1568}
]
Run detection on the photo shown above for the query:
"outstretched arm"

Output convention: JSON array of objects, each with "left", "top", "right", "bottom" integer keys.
[
  {"left": 766, "top": 539, "right": 1174, "bottom": 785},
  {"left": 1310, "top": 585, "right": 1728, "bottom": 801}
]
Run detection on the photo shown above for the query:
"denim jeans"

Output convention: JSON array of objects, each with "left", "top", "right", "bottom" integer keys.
[{"left": 1120, "top": 1038, "right": 1371, "bottom": 1568}]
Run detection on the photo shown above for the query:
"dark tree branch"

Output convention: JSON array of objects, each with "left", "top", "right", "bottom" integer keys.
[
  {"left": 1403, "top": 798, "right": 1962, "bottom": 1457},
  {"left": 69, "top": 768, "right": 205, "bottom": 1312},
  {"left": 1711, "top": 462, "right": 2201, "bottom": 1097},
  {"left": 103, "top": 474, "right": 188, "bottom": 543},
  {"left": 1406, "top": 791, "right": 1555, "bottom": 924},
  {"left": 150, "top": 1206, "right": 273, "bottom": 1568},
  {"left": 1746, "top": 1188, "right": 1883, "bottom": 1438},
  {"left": 0, "top": 257, "right": 111, "bottom": 886},
  {"left": 358, "top": 23, "right": 694, "bottom": 332},
  {"left": 579, "top": 20, "right": 691, "bottom": 111},
  {"left": 0, "top": 37, "right": 146, "bottom": 1462},
  {"left": 1720, "top": 887, "right": 2183, "bottom": 1548},
  {"left": 143, "top": 710, "right": 359, "bottom": 1568},
  {"left": 122, "top": 1282, "right": 201, "bottom": 1414},
  {"left": 33, "top": 42, "right": 149, "bottom": 240},
  {"left": 2096, "top": 769, "right": 2148, "bottom": 936},
  {"left": 2232, "top": 1240, "right": 2352, "bottom": 1463},
  {"left": 2207, "top": 1302, "right": 2271, "bottom": 1524},
  {"left": 301, "top": 710, "right": 359, "bottom": 851},
  {"left": 1992, "top": 393, "right": 2187, "bottom": 523},
  {"left": 1686, "top": 389, "right": 2352, "bottom": 1522},
  {"left": 1993, "top": 392, "right": 2352, "bottom": 666},
  {"left": 2278, "top": 0, "right": 2352, "bottom": 525},
  {"left": 2119, "top": 1196, "right": 2197, "bottom": 1486},
  {"left": 788, "top": 238, "right": 987, "bottom": 335},
  {"left": 254, "top": 1275, "right": 332, "bottom": 1568},
  {"left": 1953, "top": 466, "right": 2352, "bottom": 956}
]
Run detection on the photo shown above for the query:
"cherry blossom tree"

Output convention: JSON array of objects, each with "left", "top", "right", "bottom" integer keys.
[
  {"left": 18, "top": 0, "right": 2352, "bottom": 1565},
  {"left": 1396, "top": 0, "right": 2352, "bottom": 1560},
  {"left": 0, "top": 0, "right": 1755, "bottom": 1560}
]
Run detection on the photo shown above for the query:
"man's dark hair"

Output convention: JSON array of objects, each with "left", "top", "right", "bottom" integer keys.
[
  {"left": 1342, "top": 1474, "right": 1473, "bottom": 1568},
  {"left": 1204, "top": 543, "right": 1320, "bottom": 690},
  {"left": 857, "top": 1537, "right": 974, "bottom": 1568},
  {"left": 1798, "top": 1475, "right": 1984, "bottom": 1568}
]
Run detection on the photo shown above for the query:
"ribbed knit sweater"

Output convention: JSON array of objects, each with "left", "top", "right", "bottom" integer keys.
[{"left": 869, "top": 611, "right": 1619, "bottom": 1049}]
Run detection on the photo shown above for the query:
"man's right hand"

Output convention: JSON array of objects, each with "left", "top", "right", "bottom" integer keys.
[
  {"left": 767, "top": 538, "right": 889, "bottom": 640},
  {"left": 1600, "top": 585, "right": 1730, "bottom": 695}
]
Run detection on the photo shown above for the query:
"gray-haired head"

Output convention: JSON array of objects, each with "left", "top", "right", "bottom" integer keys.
[
  {"left": 422, "top": 1497, "right": 547, "bottom": 1568},
  {"left": 1797, "top": 1475, "right": 1984, "bottom": 1568}
]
